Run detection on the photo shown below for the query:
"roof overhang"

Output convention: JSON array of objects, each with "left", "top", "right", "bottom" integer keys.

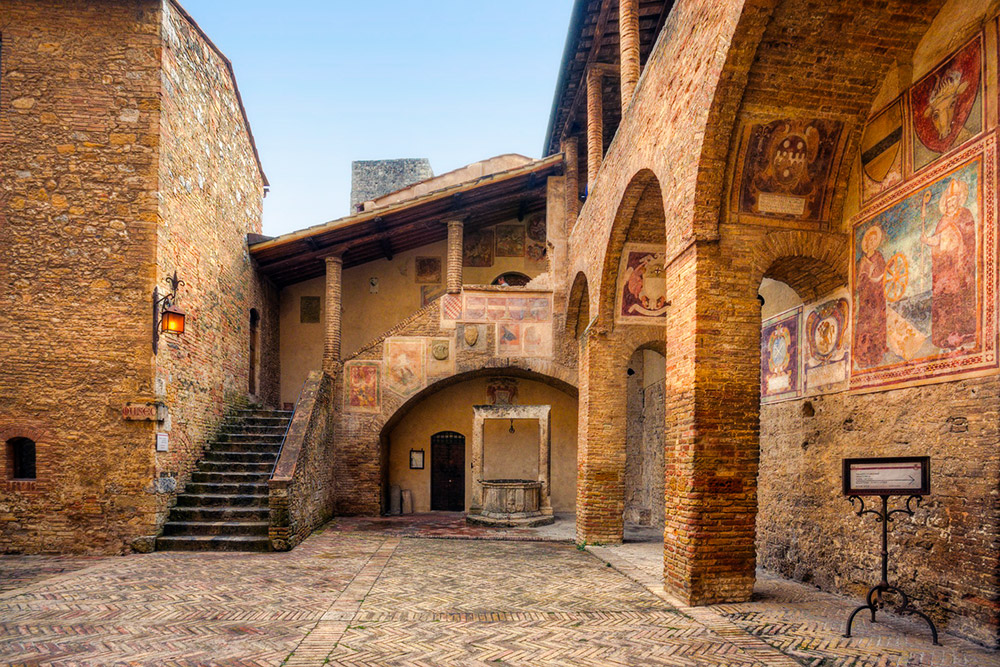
[{"left": 250, "top": 154, "right": 564, "bottom": 287}]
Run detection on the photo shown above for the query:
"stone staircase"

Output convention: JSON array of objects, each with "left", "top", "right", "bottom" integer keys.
[{"left": 156, "top": 408, "right": 292, "bottom": 552}]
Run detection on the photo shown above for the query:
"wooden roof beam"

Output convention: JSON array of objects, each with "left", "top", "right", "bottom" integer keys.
[{"left": 560, "top": 0, "right": 618, "bottom": 143}]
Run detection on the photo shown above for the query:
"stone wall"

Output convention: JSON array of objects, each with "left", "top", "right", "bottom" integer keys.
[
  {"left": 0, "top": 0, "right": 163, "bottom": 553},
  {"left": 624, "top": 351, "right": 665, "bottom": 528},
  {"left": 153, "top": 0, "right": 276, "bottom": 531},
  {"left": 350, "top": 158, "right": 433, "bottom": 212}
]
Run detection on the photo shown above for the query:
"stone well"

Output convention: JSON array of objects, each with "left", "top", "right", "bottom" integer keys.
[{"left": 467, "top": 479, "right": 553, "bottom": 527}]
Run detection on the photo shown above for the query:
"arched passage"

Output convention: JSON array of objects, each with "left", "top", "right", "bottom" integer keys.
[
  {"left": 566, "top": 271, "right": 592, "bottom": 337},
  {"left": 624, "top": 341, "right": 666, "bottom": 535},
  {"left": 379, "top": 367, "right": 578, "bottom": 516}
]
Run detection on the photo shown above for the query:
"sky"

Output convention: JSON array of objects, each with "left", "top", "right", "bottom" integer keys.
[{"left": 180, "top": 1, "right": 575, "bottom": 238}]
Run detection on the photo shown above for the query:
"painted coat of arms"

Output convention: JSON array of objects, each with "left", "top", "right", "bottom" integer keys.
[
  {"left": 850, "top": 136, "right": 996, "bottom": 391},
  {"left": 344, "top": 361, "right": 381, "bottom": 413},
  {"left": 384, "top": 338, "right": 425, "bottom": 397},
  {"left": 761, "top": 308, "right": 801, "bottom": 403},
  {"left": 616, "top": 243, "right": 668, "bottom": 325},
  {"left": 803, "top": 290, "right": 850, "bottom": 394}
]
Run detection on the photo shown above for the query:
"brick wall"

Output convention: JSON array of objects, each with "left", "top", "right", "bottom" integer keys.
[
  {"left": 152, "top": 0, "right": 276, "bottom": 529},
  {"left": 0, "top": 0, "right": 163, "bottom": 553}
]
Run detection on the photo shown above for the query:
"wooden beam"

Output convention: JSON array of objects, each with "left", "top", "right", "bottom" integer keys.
[{"left": 560, "top": 0, "right": 618, "bottom": 142}]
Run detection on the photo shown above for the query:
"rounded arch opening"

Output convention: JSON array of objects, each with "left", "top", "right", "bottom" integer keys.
[
  {"left": 566, "top": 271, "right": 591, "bottom": 337},
  {"left": 491, "top": 272, "right": 531, "bottom": 287}
]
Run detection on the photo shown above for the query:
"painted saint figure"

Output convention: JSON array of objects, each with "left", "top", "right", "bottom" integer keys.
[
  {"left": 920, "top": 178, "right": 977, "bottom": 349},
  {"left": 854, "top": 225, "right": 888, "bottom": 367}
]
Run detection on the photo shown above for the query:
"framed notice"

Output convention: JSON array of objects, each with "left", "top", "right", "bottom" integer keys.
[
  {"left": 842, "top": 457, "right": 930, "bottom": 496},
  {"left": 409, "top": 449, "right": 425, "bottom": 470}
]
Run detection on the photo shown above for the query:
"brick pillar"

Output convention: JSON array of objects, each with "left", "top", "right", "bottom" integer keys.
[
  {"left": 446, "top": 219, "right": 464, "bottom": 294},
  {"left": 323, "top": 255, "right": 343, "bottom": 372},
  {"left": 619, "top": 0, "right": 640, "bottom": 109},
  {"left": 586, "top": 67, "right": 604, "bottom": 193},
  {"left": 575, "top": 328, "right": 626, "bottom": 545},
  {"left": 561, "top": 136, "right": 579, "bottom": 224},
  {"left": 662, "top": 242, "right": 759, "bottom": 605}
]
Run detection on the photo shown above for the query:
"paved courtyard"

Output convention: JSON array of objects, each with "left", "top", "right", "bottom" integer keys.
[{"left": 0, "top": 519, "right": 997, "bottom": 666}]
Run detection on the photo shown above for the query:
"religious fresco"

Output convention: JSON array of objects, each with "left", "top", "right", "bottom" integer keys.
[
  {"left": 850, "top": 136, "right": 996, "bottom": 392},
  {"left": 425, "top": 338, "right": 454, "bottom": 379},
  {"left": 616, "top": 243, "right": 668, "bottom": 325},
  {"left": 803, "top": 289, "right": 850, "bottom": 394},
  {"left": 415, "top": 256, "right": 442, "bottom": 284},
  {"left": 861, "top": 97, "right": 904, "bottom": 203},
  {"left": 909, "top": 35, "right": 983, "bottom": 173},
  {"left": 495, "top": 224, "right": 526, "bottom": 257},
  {"left": 736, "top": 118, "right": 845, "bottom": 223},
  {"left": 383, "top": 337, "right": 426, "bottom": 397},
  {"left": 463, "top": 228, "right": 494, "bottom": 267},
  {"left": 344, "top": 361, "right": 381, "bottom": 413},
  {"left": 761, "top": 307, "right": 802, "bottom": 404}
]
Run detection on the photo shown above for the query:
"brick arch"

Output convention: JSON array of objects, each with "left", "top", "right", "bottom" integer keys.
[
  {"left": 596, "top": 169, "right": 665, "bottom": 330},
  {"left": 565, "top": 271, "right": 592, "bottom": 337},
  {"left": 749, "top": 230, "right": 849, "bottom": 300}
]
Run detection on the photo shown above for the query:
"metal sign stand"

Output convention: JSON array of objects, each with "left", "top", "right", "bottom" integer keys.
[{"left": 843, "top": 493, "right": 939, "bottom": 645}]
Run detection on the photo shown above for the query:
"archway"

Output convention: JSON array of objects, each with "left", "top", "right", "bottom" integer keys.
[
  {"left": 624, "top": 342, "right": 666, "bottom": 539},
  {"left": 379, "top": 368, "right": 578, "bottom": 516}
]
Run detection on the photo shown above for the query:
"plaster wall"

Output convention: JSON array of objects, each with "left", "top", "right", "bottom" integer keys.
[{"left": 385, "top": 377, "right": 577, "bottom": 513}]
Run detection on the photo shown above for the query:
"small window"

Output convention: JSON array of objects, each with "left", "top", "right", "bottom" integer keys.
[
  {"left": 300, "top": 296, "right": 320, "bottom": 323},
  {"left": 7, "top": 437, "right": 36, "bottom": 480},
  {"left": 492, "top": 272, "right": 531, "bottom": 287}
]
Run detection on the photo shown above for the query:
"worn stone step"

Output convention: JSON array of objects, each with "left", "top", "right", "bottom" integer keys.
[
  {"left": 209, "top": 441, "right": 282, "bottom": 455},
  {"left": 217, "top": 432, "right": 285, "bottom": 444},
  {"left": 175, "top": 492, "right": 268, "bottom": 507},
  {"left": 156, "top": 535, "right": 270, "bottom": 552},
  {"left": 169, "top": 506, "right": 269, "bottom": 522},
  {"left": 184, "top": 481, "right": 268, "bottom": 495},
  {"left": 203, "top": 450, "right": 278, "bottom": 464},
  {"left": 189, "top": 470, "right": 270, "bottom": 484},
  {"left": 197, "top": 460, "right": 273, "bottom": 474},
  {"left": 161, "top": 520, "right": 269, "bottom": 537},
  {"left": 218, "top": 425, "right": 288, "bottom": 437}
]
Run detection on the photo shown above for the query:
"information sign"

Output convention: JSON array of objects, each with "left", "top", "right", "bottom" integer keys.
[{"left": 842, "top": 457, "right": 930, "bottom": 496}]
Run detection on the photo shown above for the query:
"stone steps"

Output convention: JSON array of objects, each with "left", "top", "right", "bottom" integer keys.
[{"left": 156, "top": 407, "right": 291, "bottom": 552}]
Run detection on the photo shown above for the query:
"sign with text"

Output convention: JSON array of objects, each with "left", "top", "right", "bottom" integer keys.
[
  {"left": 122, "top": 402, "right": 166, "bottom": 421},
  {"left": 842, "top": 457, "right": 930, "bottom": 496}
]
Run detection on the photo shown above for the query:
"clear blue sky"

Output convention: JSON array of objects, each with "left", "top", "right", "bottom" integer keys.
[{"left": 180, "top": 1, "right": 574, "bottom": 237}]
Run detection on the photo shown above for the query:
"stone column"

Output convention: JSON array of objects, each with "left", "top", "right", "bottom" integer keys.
[
  {"left": 446, "top": 219, "right": 464, "bottom": 294},
  {"left": 538, "top": 405, "right": 553, "bottom": 515},
  {"left": 561, "top": 136, "right": 579, "bottom": 222},
  {"left": 586, "top": 67, "right": 604, "bottom": 193},
  {"left": 470, "top": 407, "right": 485, "bottom": 512},
  {"left": 619, "top": 0, "right": 640, "bottom": 109},
  {"left": 323, "top": 254, "right": 343, "bottom": 372}
]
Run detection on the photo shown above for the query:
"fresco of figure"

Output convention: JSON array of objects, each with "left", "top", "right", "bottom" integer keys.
[
  {"left": 854, "top": 225, "right": 888, "bottom": 367},
  {"left": 920, "top": 178, "right": 977, "bottom": 349}
]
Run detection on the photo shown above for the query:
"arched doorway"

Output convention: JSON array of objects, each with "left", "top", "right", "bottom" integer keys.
[{"left": 430, "top": 431, "right": 465, "bottom": 511}]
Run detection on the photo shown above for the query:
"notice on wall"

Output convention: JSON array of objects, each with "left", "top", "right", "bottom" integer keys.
[
  {"left": 156, "top": 433, "right": 169, "bottom": 452},
  {"left": 842, "top": 457, "right": 929, "bottom": 496}
]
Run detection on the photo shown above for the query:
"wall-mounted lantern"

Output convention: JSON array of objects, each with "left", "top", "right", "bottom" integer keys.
[{"left": 153, "top": 271, "right": 186, "bottom": 354}]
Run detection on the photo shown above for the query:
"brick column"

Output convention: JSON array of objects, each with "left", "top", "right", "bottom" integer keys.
[
  {"left": 446, "top": 219, "right": 464, "bottom": 294},
  {"left": 575, "top": 328, "right": 627, "bottom": 545},
  {"left": 586, "top": 67, "right": 604, "bottom": 193},
  {"left": 561, "top": 136, "right": 579, "bottom": 223},
  {"left": 662, "top": 242, "right": 759, "bottom": 605},
  {"left": 619, "top": 0, "right": 640, "bottom": 109},
  {"left": 323, "top": 255, "right": 343, "bottom": 372}
]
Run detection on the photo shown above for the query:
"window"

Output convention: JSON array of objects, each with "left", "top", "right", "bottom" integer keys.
[
  {"left": 300, "top": 296, "right": 320, "bottom": 323},
  {"left": 7, "top": 437, "right": 36, "bottom": 480}
]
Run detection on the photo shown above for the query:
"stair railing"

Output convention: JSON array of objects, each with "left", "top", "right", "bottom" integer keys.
[{"left": 270, "top": 380, "right": 305, "bottom": 479}]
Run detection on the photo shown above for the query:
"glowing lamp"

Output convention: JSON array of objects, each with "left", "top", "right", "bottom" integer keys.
[
  {"left": 160, "top": 304, "right": 186, "bottom": 334},
  {"left": 152, "top": 271, "right": 186, "bottom": 353}
]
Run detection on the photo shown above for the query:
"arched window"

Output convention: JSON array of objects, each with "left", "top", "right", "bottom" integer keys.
[
  {"left": 491, "top": 272, "right": 531, "bottom": 287},
  {"left": 7, "top": 437, "right": 36, "bottom": 480}
]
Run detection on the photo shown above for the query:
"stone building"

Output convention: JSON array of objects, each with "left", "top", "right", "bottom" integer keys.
[{"left": 2, "top": 0, "right": 1000, "bottom": 649}]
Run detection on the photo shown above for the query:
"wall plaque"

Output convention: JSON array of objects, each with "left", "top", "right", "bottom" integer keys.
[
  {"left": 123, "top": 402, "right": 166, "bottom": 421},
  {"left": 842, "top": 456, "right": 930, "bottom": 496}
]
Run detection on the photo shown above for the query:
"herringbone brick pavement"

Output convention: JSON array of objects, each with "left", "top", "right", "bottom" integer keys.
[{"left": 0, "top": 555, "right": 105, "bottom": 593}]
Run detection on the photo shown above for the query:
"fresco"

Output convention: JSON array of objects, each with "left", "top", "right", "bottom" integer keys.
[
  {"left": 909, "top": 35, "right": 983, "bottom": 173},
  {"left": 415, "top": 256, "right": 442, "bottom": 283},
  {"left": 616, "top": 243, "right": 668, "bottom": 325},
  {"left": 803, "top": 289, "right": 850, "bottom": 394},
  {"left": 495, "top": 224, "right": 526, "bottom": 257},
  {"left": 463, "top": 228, "right": 494, "bottom": 267},
  {"left": 439, "top": 289, "right": 554, "bottom": 358},
  {"left": 861, "top": 97, "right": 904, "bottom": 203},
  {"left": 737, "top": 118, "right": 844, "bottom": 223},
  {"left": 850, "top": 137, "right": 996, "bottom": 391},
  {"left": 426, "top": 338, "right": 454, "bottom": 379},
  {"left": 420, "top": 284, "right": 446, "bottom": 307},
  {"left": 344, "top": 361, "right": 381, "bottom": 413},
  {"left": 496, "top": 322, "right": 522, "bottom": 355},
  {"left": 384, "top": 337, "right": 425, "bottom": 397},
  {"left": 761, "top": 307, "right": 802, "bottom": 404}
]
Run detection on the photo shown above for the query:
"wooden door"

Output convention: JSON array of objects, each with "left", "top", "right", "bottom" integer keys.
[{"left": 431, "top": 431, "right": 465, "bottom": 511}]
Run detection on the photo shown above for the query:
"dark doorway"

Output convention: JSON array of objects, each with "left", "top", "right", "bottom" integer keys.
[
  {"left": 249, "top": 309, "right": 259, "bottom": 395},
  {"left": 431, "top": 431, "right": 465, "bottom": 511}
]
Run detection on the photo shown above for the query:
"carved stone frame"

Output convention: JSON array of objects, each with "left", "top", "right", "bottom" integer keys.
[{"left": 470, "top": 404, "right": 552, "bottom": 515}]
